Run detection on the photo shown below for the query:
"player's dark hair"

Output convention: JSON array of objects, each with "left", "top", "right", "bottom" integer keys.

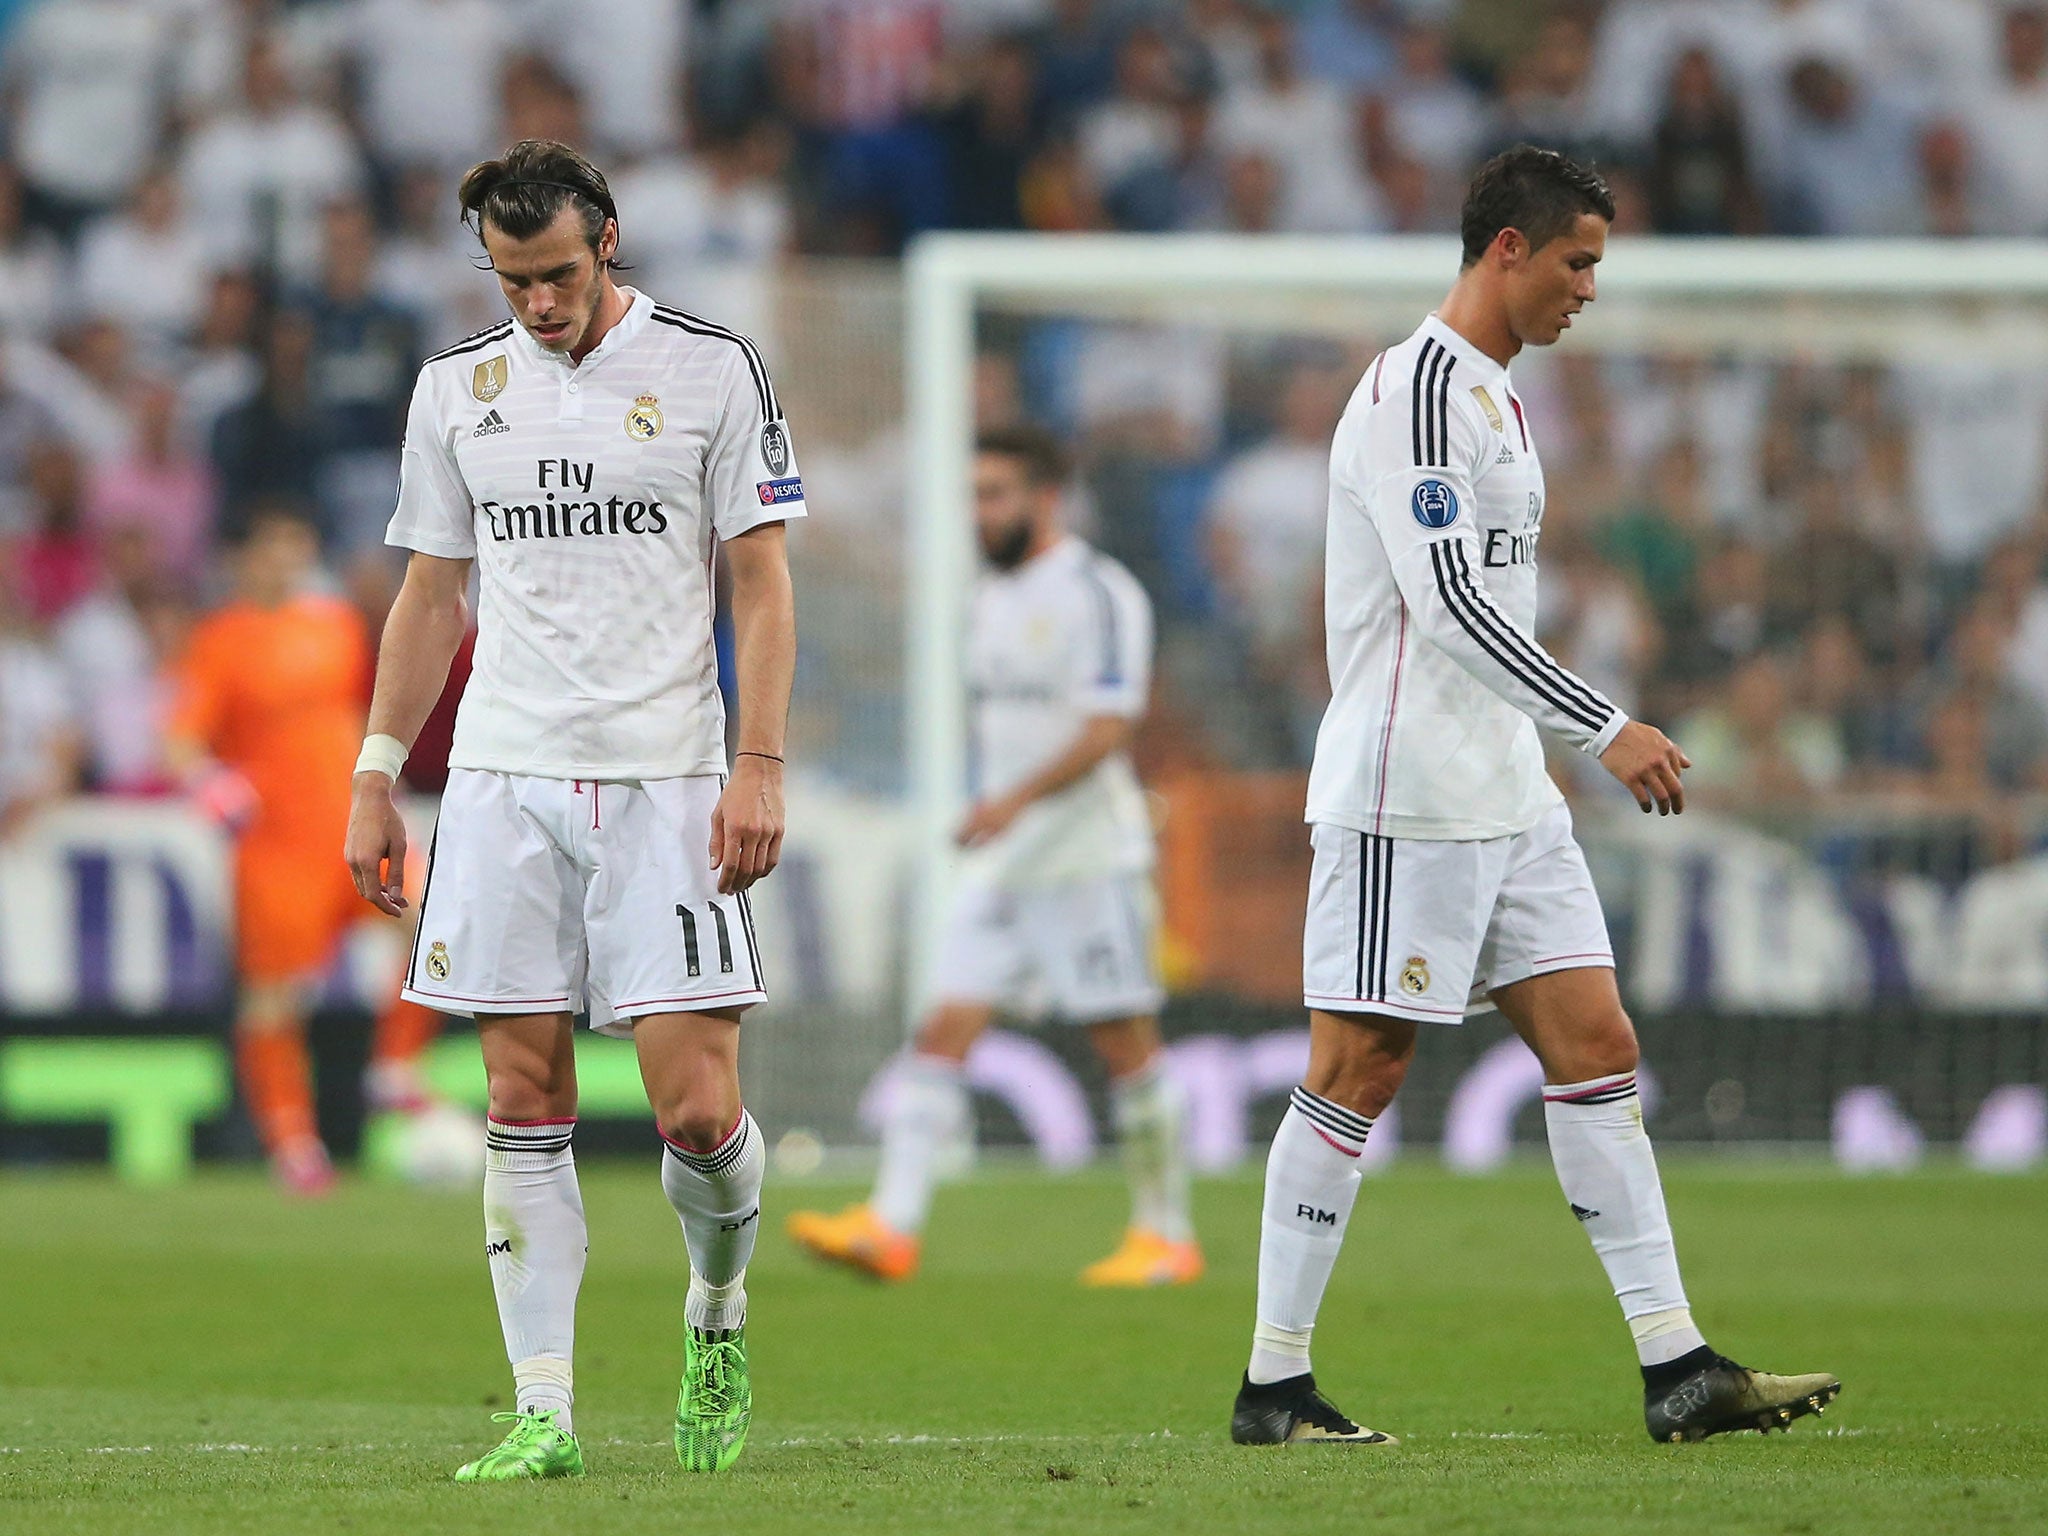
[
  {"left": 976, "top": 425, "right": 1068, "bottom": 488},
  {"left": 1459, "top": 145, "right": 1615, "bottom": 268},
  {"left": 459, "top": 139, "right": 625, "bottom": 269}
]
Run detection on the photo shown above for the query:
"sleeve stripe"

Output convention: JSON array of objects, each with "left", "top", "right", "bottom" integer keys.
[
  {"left": 1447, "top": 542, "right": 1614, "bottom": 722},
  {"left": 1428, "top": 542, "right": 1609, "bottom": 734},
  {"left": 1080, "top": 559, "right": 1122, "bottom": 687},
  {"left": 1410, "top": 339, "right": 1434, "bottom": 467},
  {"left": 650, "top": 306, "right": 780, "bottom": 421},
  {"left": 421, "top": 320, "right": 513, "bottom": 364},
  {"left": 1435, "top": 355, "right": 1455, "bottom": 467}
]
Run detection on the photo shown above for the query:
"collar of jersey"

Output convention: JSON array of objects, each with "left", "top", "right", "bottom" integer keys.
[
  {"left": 1003, "top": 533, "right": 1086, "bottom": 579},
  {"left": 1418, "top": 312, "right": 1509, "bottom": 383},
  {"left": 509, "top": 285, "right": 654, "bottom": 370}
]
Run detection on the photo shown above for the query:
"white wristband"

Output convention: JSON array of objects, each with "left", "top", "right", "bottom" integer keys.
[{"left": 354, "top": 733, "right": 409, "bottom": 783}]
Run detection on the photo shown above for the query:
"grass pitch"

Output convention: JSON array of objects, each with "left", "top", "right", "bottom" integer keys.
[{"left": 4, "top": 1161, "right": 2043, "bottom": 1535}]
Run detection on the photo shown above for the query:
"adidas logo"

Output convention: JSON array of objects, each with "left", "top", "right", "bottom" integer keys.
[
  {"left": 472, "top": 409, "right": 510, "bottom": 438},
  {"left": 1495, "top": 444, "right": 1516, "bottom": 463},
  {"left": 1570, "top": 1203, "right": 1600, "bottom": 1222}
]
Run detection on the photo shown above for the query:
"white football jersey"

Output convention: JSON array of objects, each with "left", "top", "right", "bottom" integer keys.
[
  {"left": 1308, "top": 314, "right": 1626, "bottom": 841},
  {"left": 385, "top": 288, "right": 805, "bottom": 778},
  {"left": 965, "top": 536, "right": 1155, "bottom": 889}
]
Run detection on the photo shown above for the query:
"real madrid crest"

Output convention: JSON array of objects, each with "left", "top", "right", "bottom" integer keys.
[
  {"left": 472, "top": 355, "right": 507, "bottom": 402},
  {"left": 1399, "top": 955, "right": 1430, "bottom": 996},
  {"left": 626, "top": 392, "right": 664, "bottom": 441},
  {"left": 426, "top": 940, "right": 451, "bottom": 982}
]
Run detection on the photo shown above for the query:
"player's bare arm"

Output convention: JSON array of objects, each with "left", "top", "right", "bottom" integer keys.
[
  {"left": 345, "top": 551, "right": 471, "bottom": 914},
  {"left": 956, "top": 714, "right": 1134, "bottom": 847},
  {"left": 713, "top": 522, "right": 795, "bottom": 894},
  {"left": 1599, "top": 719, "right": 1691, "bottom": 816}
]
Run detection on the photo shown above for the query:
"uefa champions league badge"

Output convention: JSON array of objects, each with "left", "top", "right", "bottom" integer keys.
[{"left": 1412, "top": 478, "right": 1460, "bottom": 528}]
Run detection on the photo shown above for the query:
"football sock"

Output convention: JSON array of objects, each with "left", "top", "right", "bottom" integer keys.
[
  {"left": 1248, "top": 1087, "right": 1373, "bottom": 1385},
  {"left": 870, "top": 1053, "right": 969, "bottom": 1236},
  {"left": 484, "top": 1116, "right": 585, "bottom": 1429},
  {"left": 1540, "top": 1072, "right": 1706, "bottom": 1368},
  {"left": 365, "top": 998, "right": 445, "bottom": 1110},
  {"left": 1110, "top": 1058, "right": 1193, "bottom": 1243},
  {"left": 235, "top": 1024, "right": 317, "bottom": 1153},
  {"left": 661, "top": 1111, "right": 765, "bottom": 1333}
]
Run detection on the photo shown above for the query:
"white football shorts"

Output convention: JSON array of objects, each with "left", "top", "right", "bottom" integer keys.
[
  {"left": 928, "top": 871, "right": 1165, "bottom": 1025},
  {"left": 1303, "top": 799, "right": 1612, "bottom": 1022},
  {"left": 402, "top": 769, "right": 766, "bottom": 1036}
]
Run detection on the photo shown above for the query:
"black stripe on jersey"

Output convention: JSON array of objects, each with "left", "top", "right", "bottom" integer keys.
[
  {"left": 403, "top": 826, "right": 440, "bottom": 992},
  {"left": 1448, "top": 541, "right": 1613, "bottom": 725},
  {"left": 1374, "top": 836, "right": 1393, "bottom": 1001},
  {"left": 734, "top": 888, "right": 765, "bottom": 988},
  {"left": 650, "top": 306, "right": 780, "bottom": 421},
  {"left": 1428, "top": 542, "right": 1610, "bottom": 734},
  {"left": 1411, "top": 339, "right": 1438, "bottom": 466},
  {"left": 423, "top": 320, "right": 514, "bottom": 364},
  {"left": 1355, "top": 832, "right": 1391, "bottom": 1001},
  {"left": 1079, "top": 558, "right": 1122, "bottom": 686},
  {"left": 1435, "top": 355, "right": 1455, "bottom": 467}
]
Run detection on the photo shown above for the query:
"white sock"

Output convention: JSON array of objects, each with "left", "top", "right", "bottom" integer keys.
[
  {"left": 1248, "top": 1087, "right": 1372, "bottom": 1385},
  {"left": 661, "top": 1111, "right": 765, "bottom": 1333},
  {"left": 1111, "top": 1060, "right": 1193, "bottom": 1243},
  {"left": 870, "top": 1053, "right": 969, "bottom": 1236},
  {"left": 1541, "top": 1072, "right": 1705, "bottom": 1366},
  {"left": 484, "top": 1117, "right": 586, "bottom": 1430}
]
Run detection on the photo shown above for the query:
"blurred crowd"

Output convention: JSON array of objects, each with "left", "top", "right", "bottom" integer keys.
[{"left": 0, "top": 0, "right": 2044, "bottom": 863}]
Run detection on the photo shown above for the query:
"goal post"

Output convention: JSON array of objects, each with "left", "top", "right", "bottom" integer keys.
[{"left": 900, "top": 233, "right": 2048, "bottom": 1025}]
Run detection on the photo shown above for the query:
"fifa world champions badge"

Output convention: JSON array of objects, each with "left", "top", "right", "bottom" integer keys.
[{"left": 472, "top": 355, "right": 507, "bottom": 403}]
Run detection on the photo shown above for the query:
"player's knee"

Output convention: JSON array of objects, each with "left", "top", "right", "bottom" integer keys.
[
  {"left": 1306, "top": 1022, "right": 1414, "bottom": 1117},
  {"left": 913, "top": 1006, "right": 982, "bottom": 1063},
  {"left": 656, "top": 1096, "right": 740, "bottom": 1154},
  {"left": 485, "top": 1060, "right": 576, "bottom": 1123},
  {"left": 1586, "top": 1007, "right": 1640, "bottom": 1077},
  {"left": 1089, "top": 1016, "right": 1160, "bottom": 1080}
]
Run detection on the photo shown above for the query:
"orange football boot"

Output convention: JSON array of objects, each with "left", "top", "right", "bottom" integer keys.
[
  {"left": 785, "top": 1204, "right": 921, "bottom": 1282},
  {"left": 1079, "top": 1228, "right": 1205, "bottom": 1287}
]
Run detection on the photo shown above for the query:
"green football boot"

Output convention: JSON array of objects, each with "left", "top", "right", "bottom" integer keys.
[
  {"left": 674, "top": 1324, "right": 751, "bottom": 1472},
  {"left": 453, "top": 1409, "right": 586, "bottom": 1482}
]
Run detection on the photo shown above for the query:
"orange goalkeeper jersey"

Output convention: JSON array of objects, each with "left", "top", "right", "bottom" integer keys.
[{"left": 167, "top": 593, "right": 369, "bottom": 851}]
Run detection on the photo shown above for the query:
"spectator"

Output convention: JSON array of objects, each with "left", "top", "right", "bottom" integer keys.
[
  {"left": 79, "top": 167, "right": 214, "bottom": 352},
  {"left": 1680, "top": 650, "right": 1847, "bottom": 804},
  {"left": 297, "top": 201, "right": 420, "bottom": 561},
  {"left": 376, "top": 164, "right": 501, "bottom": 349},
  {"left": 1645, "top": 45, "right": 1763, "bottom": 234},
  {"left": 1908, "top": 602, "right": 2048, "bottom": 791},
  {"left": 1366, "top": 21, "right": 1488, "bottom": 227},
  {"left": 210, "top": 312, "right": 326, "bottom": 538},
  {"left": 179, "top": 30, "right": 365, "bottom": 286},
  {"left": 611, "top": 125, "right": 793, "bottom": 339},
  {"left": 0, "top": 161, "right": 64, "bottom": 343},
  {"left": 338, "top": 0, "right": 519, "bottom": 174},
  {"left": 0, "top": 347, "right": 54, "bottom": 538},
  {"left": 0, "top": 549, "right": 82, "bottom": 837},
  {"left": 52, "top": 524, "right": 187, "bottom": 793},
  {"left": 1915, "top": 117, "right": 1994, "bottom": 237},
  {"left": 1031, "top": 0, "right": 1123, "bottom": 132},
  {"left": 1770, "top": 55, "right": 1922, "bottom": 234},
  {"left": 935, "top": 33, "right": 1044, "bottom": 230},
  {"left": 500, "top": 53, "right": 588, "bottom": 151},
  {"left": 1598, "top": 438, "right": 1709, "bottom": 631},
  {"left": 5, "top": 0, "right": 177, "bottom": 239},
  {"left": 1768, "top": 472, "right": 1907, "bottom": 666},
  {"left": 13, "top": 441, "right": 98, "bottom": 625},
  {"left": 1078, "top": 24, "right": 1189, "bottom": 223},
  {"left": 1206, "top": 362, "right": 1344, "bottom": 688},
  {"left": 1960, "top": 2, "right": 2048, "bottom": 235},
  {"left": 1795, "top": 615, "right": 1901, "bottom": 781},
  {"left": 1293, "top": 0, "right": 1400, "bottom": 94},
  {"left": 528, "top": 0, "right": 687, "bottom": 160},
  {"left": 1487, "top": 12, "right": 1606, "bottom": 166},
  {"left": 84, "top": 378, "right": 217, "bottom": 585},
  {"left": 1217, "top": 6, "right": 1380, "bottom": 232},
  {"left": 178, "top": 270, "right": 265, "bottom": 456}
]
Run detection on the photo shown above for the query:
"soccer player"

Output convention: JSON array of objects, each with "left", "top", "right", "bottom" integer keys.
[
  {"left": 788, "top": 428, "right": 1198, "bottom": 1287},
  {"left": 165, "top": 502, "right": 451, "bottom": 1195},
  {"left": 342, "top": 140, "right": 801, "bottom": 1481},
  {"left": 1229, "top": 147, "right": 1841, "bottom": 1447}
]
